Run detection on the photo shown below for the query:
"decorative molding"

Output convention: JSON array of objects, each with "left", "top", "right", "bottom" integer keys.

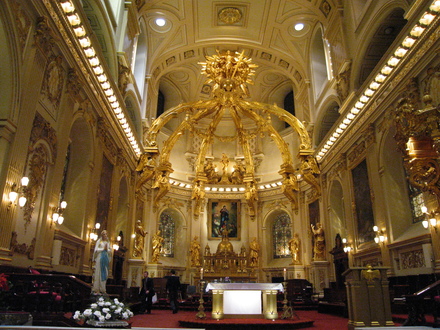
[
  {"left": 41, "top": 55, "right": 64, "bottom": 111},
  {"left": 400, "top": 249, "right": 425, "bottom": 269},
  {"left": 9, "top": 232, "right": 36, "bottom": 259},
  {"left": 30, "top": 112, "right": 57, "bottom": 159},
  {"left": 34, "top": 16, "right": 56, "bottom": 55},
  {"left": 11, "top": 0, "right": 31, "bottom": 55}
]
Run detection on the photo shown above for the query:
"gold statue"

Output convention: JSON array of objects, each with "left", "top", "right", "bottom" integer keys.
[
  {"left": 249, "top": 237, "right": 260, "bottom": 267},
  {"left": 289, "top": 233, "right": 301, "bottom": 264},
  {"left": 133, "top": 219, "right": 147, "bottom": 258},
  {"left": 231, "top": 162, "right": 245, "bottom": 184},
  {"left": 151, "top": 230, "right": 164, "bottom": 263},
  {"left": 204, "top": 159, "right": 218, "bottom": 183},
  {"left": 153, "top": 170, "right": 171, "bottom": 208},
  {"left": 190, "top": 236, "right": 201, "bottom": 267},
  {"left": 301, "top": 155, "right": 321, "bottom": 197},
  {"left": 281, "top": 172, "right": 299, "bottom": 210},
  {"left": 136, "top": 152, "right": 157, "bottom": 191},
  {"left": 244, "top": 181, "right": 258, "bottom": 218},
  {"left": 191, "top": 180, "right": 206, "bottom": 217},
  {"left": 311, "top": 222, "right": 326, "bottom": 261}
]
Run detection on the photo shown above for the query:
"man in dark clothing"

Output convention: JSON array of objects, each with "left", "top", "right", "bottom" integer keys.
[
  {"left": 166, "top": 269, "right": 181, "bottom": 314},
  {"left": 139, "top": 271, "right": 155, "bottom": 314}
]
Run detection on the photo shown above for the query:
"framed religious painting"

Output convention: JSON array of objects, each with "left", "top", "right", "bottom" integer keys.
[{"left": 208, "top": 200, "right": 241, "bottom": 240}]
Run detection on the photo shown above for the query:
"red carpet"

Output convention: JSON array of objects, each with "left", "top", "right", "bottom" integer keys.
[{"left": 129, "top": 309, "right": 348, "bottom": 329}]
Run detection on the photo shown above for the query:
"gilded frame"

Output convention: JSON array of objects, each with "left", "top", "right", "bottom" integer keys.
[{"left": 208, "top": 200, "right": 241, "bottom": 240}]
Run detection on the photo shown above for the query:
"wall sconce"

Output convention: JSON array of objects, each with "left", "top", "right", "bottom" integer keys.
[
  {"left": 421, "top": 206, "right": 438, "bottom": 231},
  {"left": 342, "top": 238, "right": 352, "bottom": 253},
  {"left": 373, "top": 226, "right": 386, "bottom": 244},
  {"left": 8, "top": 177, "right": 29, "bottom": 208},
  {"left": 90, "top": 223, "right": 101, "bottom": 241},
  {"left": 52, "top": 200, "right": 67, "bottom": 225}
]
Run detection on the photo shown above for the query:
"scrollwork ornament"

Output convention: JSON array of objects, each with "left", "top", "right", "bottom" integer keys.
[
  {"left": 218, "top": 7, "right": 242, "bottom": 25},
  {"left": 23, "top": 145, "right": 48, "bottom": 228},
  {"left": 34, "top": 16, "right": 56, "bottom": 55},
  {"left": 12, "top": 0, "right": 31, "bottom": 53},
  {"left": 66, "top": 68, "right": 83, "bottom": 102},
  {"left": 406, "top": 157, "right": 440, "bottom": 207},
  {"left": 30, "top": 112, "right": 57, "bottom": 159},
  {"left": 42, "top": 55, "right": 64, "bottom": 109}
]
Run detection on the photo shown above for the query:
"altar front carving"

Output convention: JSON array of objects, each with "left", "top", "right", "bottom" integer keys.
[
  {"left": 200, "top": 230, "right": 257, "bottom": 282},
  {"left": 206, "top": 283, "right": 283, "bottom": 320}
]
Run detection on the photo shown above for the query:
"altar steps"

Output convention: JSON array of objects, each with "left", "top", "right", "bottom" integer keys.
[{"left": 179, "top": 314, "right": 315, "bottom": 330}]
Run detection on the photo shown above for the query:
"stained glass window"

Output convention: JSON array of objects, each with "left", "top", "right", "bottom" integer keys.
[
  {"left": 409, "top": 185, "right": 425, "bottom": 223},
  {"left": 273, "top": 212, "right": 292, "bottom": 258},
  {"left": 159, "top": 211, "right": 175, "bottom": 257}
]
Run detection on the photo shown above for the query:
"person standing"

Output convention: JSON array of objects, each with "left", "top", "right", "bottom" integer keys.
[
  {"left": 139, "top": 271, "right": 155, "bottom": 314},
  {"left": 92, "top": 230, "right": 111, "bottom": 294},
  {"left": 166, "top": 269, "right": 181, "bottom": 314}
]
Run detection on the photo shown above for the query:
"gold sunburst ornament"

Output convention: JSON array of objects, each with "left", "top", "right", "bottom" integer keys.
[
  {"left": 218, "top": 7, "right": 242, "bottom": 25},
  {"left": 199, "top": 50, "right": 257, "bottom": 101}
]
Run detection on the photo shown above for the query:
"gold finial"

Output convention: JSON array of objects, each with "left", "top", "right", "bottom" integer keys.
[{"left": 199, "top": 50, "right": 257, "bottom": 99}]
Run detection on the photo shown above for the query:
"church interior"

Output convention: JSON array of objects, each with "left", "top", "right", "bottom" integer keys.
[{"left": 1, "top": 0, "right": 440, "bottom": 328}]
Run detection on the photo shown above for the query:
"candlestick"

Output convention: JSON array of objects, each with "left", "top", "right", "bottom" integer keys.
[
  {"left": 196, "top": 280, "right": 206, "bottom": 319},
  {"left": 200, "top": 267, "right": 204, "bottom": 280},
  {"left": 284, "top": 268, "right": 287, "bottom": 281}
]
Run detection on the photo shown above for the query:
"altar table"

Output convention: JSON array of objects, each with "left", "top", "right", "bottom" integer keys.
[{"left": 205, "top": 283, "right": 283, "bottom": 320}]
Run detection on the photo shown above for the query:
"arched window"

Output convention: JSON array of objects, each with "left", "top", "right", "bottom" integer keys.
[
  {"left": 310, "top": 27, "right": 330, "bottom": 99},
  {"left": 357, "top": 9, "right": 406, "bottom": 87},
  {"left": 317, "top": 103, "right": 340, "bottom": 145},
  {"left": 159, "top": 210, "right": 175, "bottom": 257},
  {"left": 284, "top": 91, "right": 295, "bottom": 128},
  {"left": 272, "top": 212, "right": 292, "bottom": 258},
  {"left": 133, "top": 20, "right": 147, "bottom": 94},
  {"left": 157, "top": 90, "right": 165, "bottom": 117}
]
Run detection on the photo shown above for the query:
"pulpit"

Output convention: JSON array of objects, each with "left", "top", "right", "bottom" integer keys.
[
  {"left": 205, "top": 283, "right": 283, "bottom": 320},
  {"left": 343, "top": 266, "right": 394, "bottom": 329}
]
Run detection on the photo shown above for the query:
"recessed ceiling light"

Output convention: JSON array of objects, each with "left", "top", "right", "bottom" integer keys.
[
  {"left": 294, "top": 23, "right": 304, "bottom": 31},
  {"left": 155, "top": 18, "right": 166, "bottom": 27}
]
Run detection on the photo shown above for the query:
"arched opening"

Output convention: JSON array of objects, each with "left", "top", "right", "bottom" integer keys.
[
  {"left": 133, "top": 19, "right": 148, "bottom": 95},
  {"left": 264, "top": 209, "right": 292, "bottom": 264},
  {"left": 272, "top": 212, "right": 292, "bottom": 259},
  {"left": 158, "top": 208, "right": 185, "bottom": 261},
  {"left": 380, "top": 126, "right": 416, "bottom": 241},
  {"left": 114, "top": 176, "right": 129, "bottom": 241},
  {"left": 63, "top": 117, "right": 93, "bottom": 237},
  {"left": 329, "top": 180, "right": 346, "bottom": 238},
  {"left": 0, "top": 11, "right": 14, "bottom": 119},
  {"left": 357, "top": 8, "right": 407, "bottom": 87},
  {"left": 125, "top": 95, "right": 142, "bottom": 141},
  {"left": 284, "top": 90, "right": 295, "bottom": 128},
  {"left": 316, "top": 103, "right": 340, "bottom": 146},
  {"left": 82, "top": 0, "right": 118, "bottom": 78},
  {"left": 310, "top": 27, "right": 329, "bottom": 99}
]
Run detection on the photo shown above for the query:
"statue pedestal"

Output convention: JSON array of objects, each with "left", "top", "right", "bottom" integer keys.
[
  {"left": 343, "top": 267, "right": 394, "bottom": 330},
  {"left": 127, "top": 259, "right": 145, "bottom": 288},
  {"left": 146, "top": 263, "right": 165, "bottom": 278},
  {"left": 310, "top": 260, "right": 329, "bottom": 293}
]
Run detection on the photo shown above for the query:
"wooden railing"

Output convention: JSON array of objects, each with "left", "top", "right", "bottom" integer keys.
[
  {"left": 403, "top": 279, "right": 440, "bottom": 327},
  {"left": 6, "top": 273, "right": 92, "bottom": 314}
]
